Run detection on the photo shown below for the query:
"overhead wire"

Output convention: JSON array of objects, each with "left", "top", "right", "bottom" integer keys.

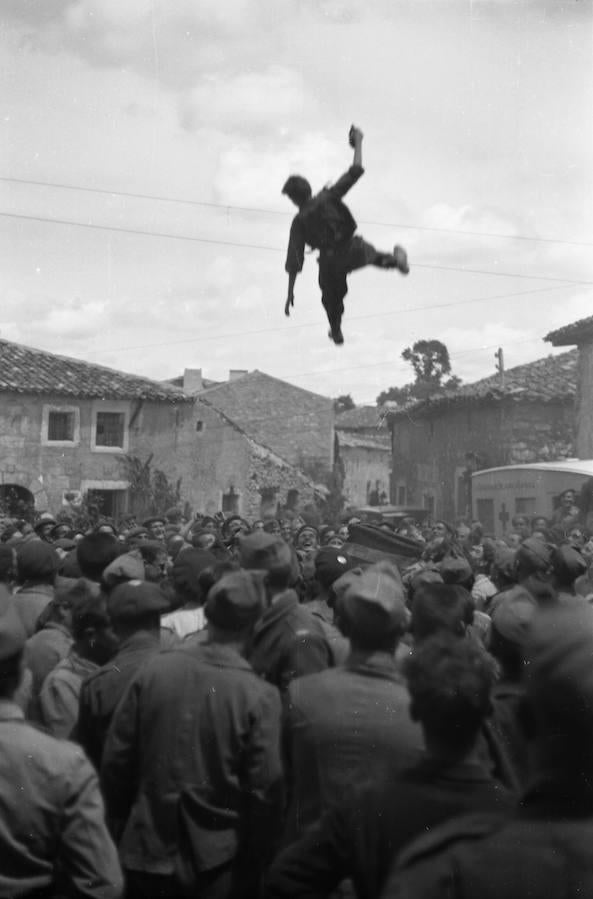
[
  {"left": 2, "top": 210, "right": 591, "bottom": 287},
  {"left": 83, "top": 282, "right": 584, "bottom": 355},
  {"left": 2, "top": 175, "right": 591, "bottom": 247}
]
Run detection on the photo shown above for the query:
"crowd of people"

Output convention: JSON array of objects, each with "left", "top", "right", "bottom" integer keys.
[{"left": 1, "top": 486, "right": 593, "bottom": 898}]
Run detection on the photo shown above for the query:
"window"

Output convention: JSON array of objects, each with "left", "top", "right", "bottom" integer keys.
[
  {"left": 42, "top": 405, "right": 80, "bottom": 446},
  {"left": 515, "top": 497, "right": 536, "bottom": 516},
  {"left": 196, "top": 420, "right": 204, "bottom": 433},
  {"left": 476, "top": 498, "right": 495, "bottom": 535},
  {"left": 48, "top": 411, "right": 75, "bottom": 442},
  {"left": 397, "top": 485, "right": 406, "bottom": 505},
  {"left": 222, "top": 488, "right": 240, "bottom": 515},
  {"left": 95, "top": 412, "right": 125, "bottom": 448}
]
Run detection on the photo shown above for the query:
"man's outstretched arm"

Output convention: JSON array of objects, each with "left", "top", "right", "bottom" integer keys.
[
  {"left": 350, "top": 124, "right": 363, "bottom": 166},
  {"left": 331, "top": 125, "right": 365, "bottom": 199}
]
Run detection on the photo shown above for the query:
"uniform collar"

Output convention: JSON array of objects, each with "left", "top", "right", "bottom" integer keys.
[
  {"left": 184, "top": 641, "right": 253, "bottom": 672},
  {"left": 0, "top": 700, "right": 25, "bottom": 722}
]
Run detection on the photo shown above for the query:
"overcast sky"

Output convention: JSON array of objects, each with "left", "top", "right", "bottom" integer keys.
[{"left": 2, "top": 0, "right": 592, "bottom": 403}]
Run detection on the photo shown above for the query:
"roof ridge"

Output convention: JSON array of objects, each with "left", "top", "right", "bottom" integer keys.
[{"left": 0, "top": 337, "right": 189, "bottom": 402}]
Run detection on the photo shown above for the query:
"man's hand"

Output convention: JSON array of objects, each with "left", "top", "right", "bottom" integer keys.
[
  {"left": 348, "top": 125, "right": 364, "bottom": 147},
  {"left": 285, "top": 293, "right": 294, "bottom": 317}
]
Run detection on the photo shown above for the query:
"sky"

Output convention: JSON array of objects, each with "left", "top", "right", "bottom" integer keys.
[{"left": 1, "top": 0, "right": 592, "bottom": 404}]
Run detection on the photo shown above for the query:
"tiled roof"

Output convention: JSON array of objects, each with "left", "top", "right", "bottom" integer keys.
[
  {"left": 388, "top": 349, "right": 577, "bottom": 419},
  {"left": 545, "top": 316, "right": 593, "bottom": 347},
  {"left": 0, "top": 338, "right": 189, "bottom": 402},
  {"left": 337, "top": 432, "right": 391, "bottom": 450},
  {"left": 335, "top": 405, "right": 387, "bottom": 430}
]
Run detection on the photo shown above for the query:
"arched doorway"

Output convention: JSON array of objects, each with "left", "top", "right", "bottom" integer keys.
[{"left": 0, "top": 485, "right": 35, "bottom": 521}]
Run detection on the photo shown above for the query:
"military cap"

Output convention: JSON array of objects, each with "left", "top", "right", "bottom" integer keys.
[
  {"left": 0, "top": 589, "right": 26, "bottom": 661},
  {"left": 314, "top": 546, "right": 353, "bottom": 588},
  {"left": 102, "top": 551, "right": 145, "bottom": 587},
  {"left": 126, "top": 526, "right": 149, "bottom": 540},
  {"left": 551, "top": 545, "right": 587, "bottom": 582},
  {"left": 33, "top": 514, "right": 57, "bottom": 533},
  {"left": 172, "top": 548, "right": 217, "bottom": 599},
  {"left": 516, "top": 536, "right": 553, "bottom": 572},
  {"left": 107, "top": 579, "right": 170, "bottom": 621},
  {"left": 238, "top": 532, "right": 293, "bottom": 576},
  {"left": 142, "top": 516, "right": 166, "bottom": 528},
  {"left": 205, "top": 570, "right": 266, "bottom": 631},
  {"left": 439, "top": 555, "right": 473, "bottom": 585},
  {"left": 491, "top": 586, "right": 537, "bottom": 645},
  {"left": 16, "top": 540, "right": 59, "bottom": 580},
  {"left": 338, "top": 562, "right": 408, "bottom": 635},
  {"left": 525, "top": 604, "right": 593, "bottom": 726}
]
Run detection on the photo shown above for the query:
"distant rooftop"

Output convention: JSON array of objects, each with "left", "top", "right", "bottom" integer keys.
[
  {"left": 387, "top": 349, "right": 577, "bottom": 419},
  {"left": 0, "top": 338, "right": 189, "bottom": 402},
  {"left": 335, "top": 405, "right": 387, "bottom": 430},
  {"left": 545, "top": 316, "right": 593, "bottom": 347}
]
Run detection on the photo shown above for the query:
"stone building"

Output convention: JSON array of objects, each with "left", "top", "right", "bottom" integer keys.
[
  {"left": 180, "top": 369, "right": 335, "bottom": 473},
  {"left": 0, "top": 338, "right": 193, "bottom": 519},
  {"left": 0, "top": 340, "right": 321, "bottom": 522},
  {"left": 334, "top": 406, "right": 392, "bottom": 508},
  {"left": 177, "top": 368, "right": 328, "bottom": 520},
  {"left": 387, "top": 350, "right": 576, "bottom": 522},
  {"left": 546, "top": 316, "right": 593, "bottom": 458}
]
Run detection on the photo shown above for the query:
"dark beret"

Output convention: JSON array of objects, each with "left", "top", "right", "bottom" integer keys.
[
  {"left": 107, "top": 580, "right": 170, "bottom": 621},
  {"left": 205, "top": 570, "right": 266, "bottom": 631},
  {"left": 16, "top": 541, "right": 59, "bottom": 580},
  {"left": 314, "top": 546, "right": 353, "bottom": 588}
]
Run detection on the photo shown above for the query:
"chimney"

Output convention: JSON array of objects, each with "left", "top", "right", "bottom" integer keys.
[
  {"left": 183, "top": 368, "right": 203, "bottom": 394},
  {"left": 229, "top": 369, "right": 248, "bottom": 382}
]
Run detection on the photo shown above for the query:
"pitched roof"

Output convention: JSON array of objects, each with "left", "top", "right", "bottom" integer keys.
[
  {"left": 387, "top": 349, "right": 577, "bottom": 419},
  {"left": 0, "top": 338, "right": 189, "bottom": 402},
  {"left": 335, "top": 405, "right": 387, "bottom": 430},
  {"left": 545, "top": 316, "right": 593, "bottom": 347},
  {"left": 337, "top": 431, "right": 391, "bottom": 450},
  {"left": 197, "top": 370, "right": 333, "bottom": 466}
]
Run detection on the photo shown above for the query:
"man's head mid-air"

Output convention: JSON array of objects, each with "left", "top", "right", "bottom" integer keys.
[{"left": 282, "top": 175, "right": 312, "bottom": 209}]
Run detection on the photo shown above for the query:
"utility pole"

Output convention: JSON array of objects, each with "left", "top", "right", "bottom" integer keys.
[{"left": 495, "top": 347, "right": 505, "bottom": 388}]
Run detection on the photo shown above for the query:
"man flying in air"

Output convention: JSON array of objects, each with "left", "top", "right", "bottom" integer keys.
[{"left": 282, "top": 125, "right": 409, "bottom": 345}]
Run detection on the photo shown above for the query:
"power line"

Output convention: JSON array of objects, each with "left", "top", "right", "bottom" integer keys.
[
  {"left": 85, "top": 283, "right": 582, "bottom": 355},
  {"left": 140, "top": 334, "right": 560, "bottom": 438},
  {"left": 2, "top": 210, "right": 592, "bottom": 287},
  {"left": 2, "top": 174, "right": 591, "bottom": 248}
]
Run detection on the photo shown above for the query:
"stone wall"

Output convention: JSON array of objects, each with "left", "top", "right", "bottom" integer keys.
[{"left": 391, "top": 398, "right": 574, "bottom": 521}]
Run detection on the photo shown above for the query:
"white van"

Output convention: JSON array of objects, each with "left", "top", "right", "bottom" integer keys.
[{"left": 471, "top": 460, "right": 593, "bottom": 537}]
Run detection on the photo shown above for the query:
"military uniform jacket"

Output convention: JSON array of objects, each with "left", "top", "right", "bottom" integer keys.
[
  {"left": 248, "top": 590, "right": 334, "bottom": 692},
  {"left": 101, "top": 642, "right": 283, "bottom": 876},
  {"left": 282, "top": 651, "right": 424, "bottom": 844},
  {"left": 384, "top": 777, "right": 593, "bottom": 899},
  {"left": 0, "top": 700, "right": 123, "bottom": 898},
  {"left": 76, "top": 630, "right": 161, "bottom": 770}
]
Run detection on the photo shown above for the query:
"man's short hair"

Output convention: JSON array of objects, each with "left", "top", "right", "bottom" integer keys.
[
  {"left": 76, "top": 533, "right": 120, "bottom": 581},
  {"left": 406, "top": 633, "right": 496, "bottom": 752},
  {"left": 411, "top": 583, "right": 474, "bottom": 642},
  {"left": 282, "top": 175, "right": 312, "bottom": 205}
]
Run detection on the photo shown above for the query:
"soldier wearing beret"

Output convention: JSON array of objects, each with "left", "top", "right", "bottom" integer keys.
[
  {"left": 282, "top": 562, "right": 423, "bottom": 845},
  {"left": 76, "top": 580, "right": 169, "bottom": 770},
  {"left": 0, "top": 591, "right": 124, "bottom": 897},
  {"left": 101, "top": 569, "right": 283, "bottom": 899},
  {"left": 13, "top": 540, "right": 60, "bottom": 637},
  {"left": 384, "top": 604, "right": 593, "bottom": 898},
  {"left": 142, "top": 516, "right": 167, "bottom": 543},
  {"left": 240, "top": 532, "right": 335, "bottom": 691}
]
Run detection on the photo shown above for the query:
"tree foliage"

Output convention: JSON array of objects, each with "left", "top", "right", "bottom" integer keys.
[
  {"left": 377, "top": 339, "right": 461, "bottom": 406},
  {"left": 334, "top": 394, "right": 355, "bottom": 414}
]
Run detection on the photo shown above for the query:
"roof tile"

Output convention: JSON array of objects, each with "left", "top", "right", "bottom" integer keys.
[{"left": 0, "top": 338, "right": 189, "bottom": 402}]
